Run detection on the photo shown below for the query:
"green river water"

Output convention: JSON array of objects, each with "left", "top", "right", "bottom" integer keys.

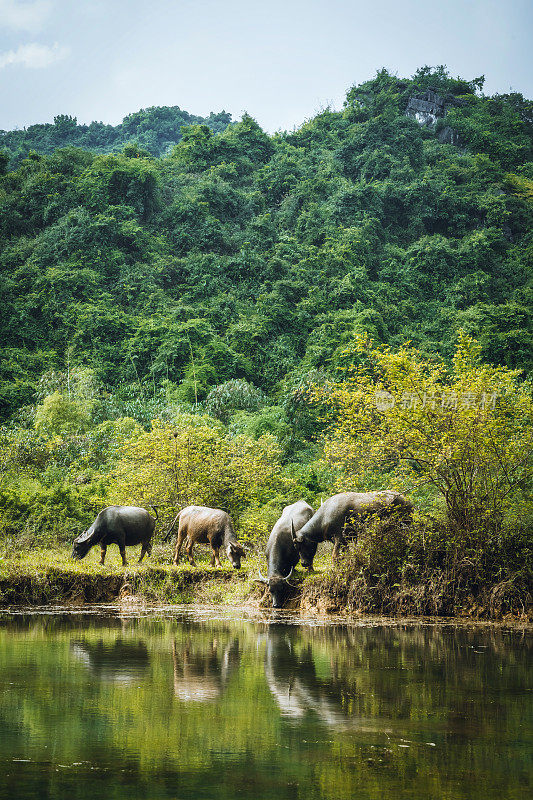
[{"left": 0, "top": 608, "right": 531, "bottom": 800}]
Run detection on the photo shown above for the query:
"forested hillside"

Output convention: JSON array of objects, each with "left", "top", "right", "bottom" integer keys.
[
  {"left": 0, "top": 106, "right": 233, "bottom": 166},
  {"left": 0, "top": 67, "right": 532, "bottom": 592}
]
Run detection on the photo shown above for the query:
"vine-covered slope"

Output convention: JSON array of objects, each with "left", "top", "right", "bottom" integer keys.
[{"left": 0, "top": 66, "right": 531, "bottom": 417}]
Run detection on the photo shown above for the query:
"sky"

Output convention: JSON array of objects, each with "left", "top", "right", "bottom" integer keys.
[{"left": 0, "top": 0, "right": 532, "bottom": 133}]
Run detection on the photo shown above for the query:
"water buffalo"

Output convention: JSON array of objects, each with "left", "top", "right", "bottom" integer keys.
[
  {"left": 257, "top": 500, "right": 315, "bottom": 608},
  {"left": 292, "top": 491, "right": 413, "bottom": 569},
  {"left": 170, "top": 505, "right": 245, "bottom": 569},
  {"left": 72, "top": 505, "right": 156, "bottom": 565}
]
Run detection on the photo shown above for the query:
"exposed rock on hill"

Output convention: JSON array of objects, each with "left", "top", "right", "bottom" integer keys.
[
  {"left": 406, "top": 89, "right": 446, "bottom": 125},
  {"left": 406, "top": 89, "right": 462, "bottom": 145}
]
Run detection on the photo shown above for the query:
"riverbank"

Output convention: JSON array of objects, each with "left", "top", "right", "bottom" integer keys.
[
  {"left": 0, "top": 546, "right": 255, "bottom": 607},
  {"left": 0, "top": 545, "right": 531, "bottom": 621}
]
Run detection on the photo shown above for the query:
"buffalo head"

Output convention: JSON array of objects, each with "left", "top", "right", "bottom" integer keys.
[
  {"left": 290, "top": 521, "right": 317, "bottom": 571},
  {"left": 72, "top": 532, "right": 93, "bottom": 560},
  {"left": 226, "top": 541, "right": 246, "bottom": 570},
  {"left": 72, "top": 522, "right": 98, "bottom": 560},
  {"left": 269, "top": 574, "right": 292, "bottom": 609},
  {"left": 258, "top": 567, "right": 295, "bottom": 609}
]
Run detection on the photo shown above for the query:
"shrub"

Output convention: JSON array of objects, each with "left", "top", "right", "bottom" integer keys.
[
  {"left": 316, "top": 332, "right": 533, "bottom": 535},
  {"left": 205, "top": 379, "right": 267, "bottom": 423}
]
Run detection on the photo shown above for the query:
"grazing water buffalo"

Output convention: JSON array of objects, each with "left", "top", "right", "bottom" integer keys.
[
  {"left": 292, "top": 491, "right": 413, "bottom": 569},
  {"left": 72, "top": 505, "right": 156, "bottom": 565},
  {"left": 170, "top": 505, "right": 246, "bottom": 569},
  {"left": 258, "top": 500, "right": 315, "bottom": 608}
]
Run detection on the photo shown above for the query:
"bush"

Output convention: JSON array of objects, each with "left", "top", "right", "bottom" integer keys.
[
  {"left": 34, "top": 392, "right": 92, "bottom": 437},
  {"left": 109, "top": 418, "right": 294, "bottom": 534},
  {"left": 317, "top": 332, "right": 533, "bottom": 534},
  {"left": 205, "top": 379, "right": 267, "bottom": 424}
]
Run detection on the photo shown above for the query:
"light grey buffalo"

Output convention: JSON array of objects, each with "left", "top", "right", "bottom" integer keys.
[
  {"left": 257, "top": 500, "right": 315, "bottom": 608},
  {"left": 292, "top": 491, "right": 413, "bottom": 570},
  {"left": 169, "top": 505, "right": 246, "bottom": 569},
  {"left": 72, "top": 506, "right": 157, "bottom": 565}
]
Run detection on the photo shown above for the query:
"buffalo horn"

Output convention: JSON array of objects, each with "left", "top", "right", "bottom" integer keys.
[
  {"left": 282, "top": 566, "right": 294, "bottom": 581},
  {"left": 257, "top": 568, "right": 268, "bottom": 584}
]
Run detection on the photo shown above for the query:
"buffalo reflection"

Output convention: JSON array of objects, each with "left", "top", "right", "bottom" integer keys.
[
  {"left": 172, "top": 637, "right": 240, "bottom": 703},
  {"left": 70, "top": 638, "right": 150, "bottom": 684},
  {"left": 264, "top": 627, "right": 362, "bottom": 729}
]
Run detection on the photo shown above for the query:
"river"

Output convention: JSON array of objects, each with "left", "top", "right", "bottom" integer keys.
[{"left": 0, "top": 607, "right": 531, "bottom": 799}]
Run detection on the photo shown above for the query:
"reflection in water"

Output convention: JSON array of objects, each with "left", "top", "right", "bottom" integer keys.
[
  {"left": 172, "top": 637, "right": 240, "bottom": 702},
  {"left": 264, "top": 627, "right": 356, "bottom": 728},
  {"left": 70, "top": 639, "right": 150, "bottom": 684},
  {"left": 0, "top": 611, "right": 531, "bottom": 800}
]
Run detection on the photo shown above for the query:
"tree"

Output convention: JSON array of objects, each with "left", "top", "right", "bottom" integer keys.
[
  {"left": 0, "top": 150, "right": 8, "bottom": 175},
  {"left": 110, "top": 417, "right": 287, "bottom": 526},
  {"left": 316, "top": 332, "right": 533, "bottom": 533},
  {"left": 34, "top": 391, "right": 92, "bottom": 437},
  {"left": 53, "top": 115, "right": 78, "bottom": 140},
  {"left": 205, "top": 379, "right": 267, "bottom": 423}
]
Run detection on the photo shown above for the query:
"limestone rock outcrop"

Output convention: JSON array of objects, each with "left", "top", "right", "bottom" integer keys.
[
  {"left": 406, "top": 89, "right": 463, "bottom": 145},
  {"left": 406, "top": 90, "right": 446, "bottom": 126}
]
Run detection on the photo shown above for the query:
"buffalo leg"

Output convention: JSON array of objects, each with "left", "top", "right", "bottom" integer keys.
[
  {"left": 139, "top": 540, "right": 152, "bottom": 563},
  {"left": 211, "top": 547, "right": 222, "bottom": 568},
  {"left": 332, "top": 536, "right": 348, "bottom": 563},
  {"left": 119, "top": 546, "right": 128, "bottom": 566},
  {"left": 186, "top": 538, "right": 197, "bottom": 567},
  {"left": 99, "top": 545, "right": 107, "bottom": 565},
  {"left": 173, "top": 530, "right": 186, "bottom": 565},
  {"left": 332, "top": 540, "right": 341, "bottom": 562}
]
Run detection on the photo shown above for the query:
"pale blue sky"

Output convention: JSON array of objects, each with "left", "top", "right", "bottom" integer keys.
[{"left": 0, "top": 0, "right": 531, "bottom": 132}]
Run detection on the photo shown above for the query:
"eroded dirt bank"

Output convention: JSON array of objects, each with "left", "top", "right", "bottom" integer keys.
[
  {"left": 0, "top": 563, "right": 531, "bottom": 623},
  {"left": 0, "top": 564, "right": 244, "bottom": 606}
]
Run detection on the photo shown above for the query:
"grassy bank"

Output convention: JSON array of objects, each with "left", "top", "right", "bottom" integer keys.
[
  {"left": 300, "top": 559, "right": 533, "bottom": 621},
  {"left": 300, "top": 522, "right": 533, "bottom": 621},
  {"left": 0, "top": 534, "right": 532, "bottom": 621},
  {"left": 0, "top": 545, "right": 257, "bottom": 606}
]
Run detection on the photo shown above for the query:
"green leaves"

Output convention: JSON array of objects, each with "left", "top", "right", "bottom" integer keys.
[
  {"left": 317, "top": 334, "right": 533, "bottom": 534},
  {"left": 0, "top": 67, "right": 530, "bottom": 424},
  {"left": 34, "top": 392, "right": 92, "bottom": 437},
  {"left": 111, "top": 419, "right": 287, "bottom": 524},
  {"left": 77, "top": 153, "right": 160, "bottom": 218}
]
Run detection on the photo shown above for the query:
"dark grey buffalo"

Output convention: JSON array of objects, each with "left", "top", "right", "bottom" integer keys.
[
  {"left": 292, "top": 491, "right": 413, "bottom": 569},
  {"left": 258, "top": 500, "right": 315, "bottom": 608},
  {"left": 72, "top": 506, "right": 156, "bottom": 565},
  {"left": 170, "top": 505, "right": 245, "bottom": 569}
]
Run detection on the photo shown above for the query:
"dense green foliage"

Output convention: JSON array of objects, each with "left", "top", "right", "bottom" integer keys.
[
  {"left": 0, "top": 67, "right": 531, "bottom": 607},
  {"left": 1, "top": 67, "right": 531, "bottom": 422},
  {"left": 0, "top": 106, "right": 232, "bottom": 166}
]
